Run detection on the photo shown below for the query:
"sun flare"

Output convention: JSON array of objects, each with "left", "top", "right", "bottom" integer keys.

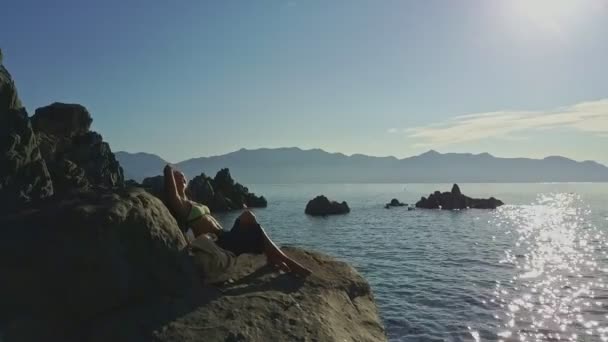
[{"left": 505, "top": 0, "right": 590, "bottom": 34}]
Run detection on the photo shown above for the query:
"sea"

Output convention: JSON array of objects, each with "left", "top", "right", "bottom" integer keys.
[{"left": 213, "top": 183, "right": 608, "bottom": 342}]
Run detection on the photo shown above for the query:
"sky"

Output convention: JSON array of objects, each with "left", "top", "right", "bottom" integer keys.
[{"left": 1, "top": 0, "right": 607, "bottom": 164}]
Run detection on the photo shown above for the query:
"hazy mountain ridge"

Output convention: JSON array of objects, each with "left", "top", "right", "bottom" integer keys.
[
  {"left": 116, "top": 148, "right": 608, "bottom": 183},
  {"left": 115, "top": 151, "right": 168, "bottom": 181}
]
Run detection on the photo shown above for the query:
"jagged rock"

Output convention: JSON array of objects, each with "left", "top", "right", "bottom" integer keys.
[
  {"left": 451, "top": 183, "right": 462, "bottom": 196},
  {"left": 0, "top": 55, "right": 54, "bottom": 210},
  {"left": 186, "top": 169, "right": 267, "bottom": 212},
  {"left": 305, "top": 195, "right": 350, "bottom": 216},
  {"left": 31, "top": 103, "right": 124, "bottom": 191},
  {"left": 67, "top": 131, "right": 124, "bottom": 187},
  {"left": 416, "top": 184, "right": 504, "bottom": 209},
  {"left": 187, "top": 172, "right": 215, "bottom": 205},
  {"left": 47, "top": 159, "right": 90, "bottom": 194}
]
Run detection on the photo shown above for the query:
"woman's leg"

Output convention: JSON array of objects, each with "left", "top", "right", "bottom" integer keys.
[{"left": 235, "top": 211, "right": 311, "bottom": 276}]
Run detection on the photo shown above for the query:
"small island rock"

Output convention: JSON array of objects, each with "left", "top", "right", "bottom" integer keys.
[
  {"left": 416, "top": 184, "right": 504, "bottom": 209},
  {"left": 305, "top": 195, "right": 350, "bottom": 216},
  {"left": 386, "top": 198, "right": 407, "bottom": 208}
]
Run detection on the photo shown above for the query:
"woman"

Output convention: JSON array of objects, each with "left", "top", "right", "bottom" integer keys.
[{"left": 163, "top": 164, "right": 310, "bottom": 279}]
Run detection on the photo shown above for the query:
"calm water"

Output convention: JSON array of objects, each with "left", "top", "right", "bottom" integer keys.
[{"left": 214, "top": 183, "right": 608, "bottom": 342}]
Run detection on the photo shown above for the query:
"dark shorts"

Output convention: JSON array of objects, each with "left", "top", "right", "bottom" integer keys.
[{"left": 189, "top": 218, "right": 264, "bottom": 282}]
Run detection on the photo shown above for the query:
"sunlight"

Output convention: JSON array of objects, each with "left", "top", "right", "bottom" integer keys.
[{"left": 503, "top": 0, "right": 590, "bottom": 35}]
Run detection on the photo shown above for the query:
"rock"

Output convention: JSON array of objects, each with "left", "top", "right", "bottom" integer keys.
[
  {"left": 149, "top": 247, "right": 386, "bottom": 342},
  {"left": 0, "top": 188, "right": 386, "bottom": 341},
  {"left": 31, "top": 102, "right": 92, "bottom": 138},
  {"left": 67, "top": 131, "right": 124, "bottom": 187},
  {"left": 48, "top": 158, "right": 90, "bottom": 194},
  {"left": 415, "top": 183, "right": 504, "bottom": 209},
  {"left": 0, "top": 188, "right": 198, "bottom": 340},
  {"left": 386, "top": 198, "right": 406, "bottom": 207},
  {"left": 141, "top": 175, "right": 165, "bottom": 198},
  {"left": 187, "top": 172, "right": 216, "bottom": 206},
  {"left": 186, "top": 169, "right": 267, "bottom": 212},
  {"left": 0, "top": 55, "right": 54, "bottom": 210},
  {"left": 305, "top": 195, "right": 350, "bottom": 216},
  {"left": 31, "top": 103, "right": 124, "bottom": 191}
]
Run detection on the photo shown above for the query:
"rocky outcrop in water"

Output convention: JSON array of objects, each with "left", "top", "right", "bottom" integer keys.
[
  {"left": 416, "top": 184, "right": 504, "bottom": 209},
  {"left": 305, "top": 195, "right": 350, "bottom": 216},
  {"left": 142, "top": 168, "right": 267, "bottom": 212},
  {"left": 189, "top": 168, "right": 267, "bottom": 212},
  {"left": 385, "top": 198, "right": 406, "bottom": 208}
]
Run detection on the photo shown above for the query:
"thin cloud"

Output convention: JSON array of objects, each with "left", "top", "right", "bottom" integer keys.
[
  {"left": 387, "top": 128, "right": 398, "bottom": 134},
  {"left": 406, "top": 99, "right": 608, "bottom": 146}
]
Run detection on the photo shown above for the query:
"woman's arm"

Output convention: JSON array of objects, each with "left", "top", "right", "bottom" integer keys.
[{"left": 164, "top": 165, "right": 187, "bottom": 216}]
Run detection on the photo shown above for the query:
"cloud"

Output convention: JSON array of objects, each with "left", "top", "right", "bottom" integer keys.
[
  {"left": 405, "top": 99, "right": 608, "bottom": 146},
  {"left": 387, "top": 128, "right": 398, "bottom": 134}
]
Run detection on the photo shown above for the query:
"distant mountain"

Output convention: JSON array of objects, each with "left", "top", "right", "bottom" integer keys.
[
  {"left": 116, "top": 148, "right": 608, "bottom": 183},
  {"left": 115, "top": 151, "right": 168, "bottom": 182}
]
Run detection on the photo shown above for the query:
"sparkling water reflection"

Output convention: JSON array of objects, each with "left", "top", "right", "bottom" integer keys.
[
  {"left": 212, "top": 183, "right": 608, "bottom": 341},
  {"left": 493, "top": 193, "right": 608, "bottom": 342}
]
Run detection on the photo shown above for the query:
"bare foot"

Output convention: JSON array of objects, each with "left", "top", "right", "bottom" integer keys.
[{"left": 267, "top": 249, "right": 311, "bottom": 277}]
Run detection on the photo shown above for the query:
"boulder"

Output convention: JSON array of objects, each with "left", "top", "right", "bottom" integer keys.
[
  {"left": 0, "top": 188, "right": 198, "bottom": 340},
  {"left": 149, "top": 247, "right": 386, "bottom": 342},
  {"left": 31, "top": 102, "right": 92, "bottom": 138},
  {"left": 305, "top": 195, "right": 350, "bottom": 216},
  {"left": 416, "top": 184, "right": 504, "bottom": 209},
  {"left": 0, "top": 188, "right": 386, "bottom": 342},
  {"left": 0, "top": 55, "right": 54, "bottom": 210}
]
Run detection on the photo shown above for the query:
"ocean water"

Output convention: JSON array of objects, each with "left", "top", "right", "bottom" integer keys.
[{"left": 213, "top": 183, "right": 608, "bottom": 342}]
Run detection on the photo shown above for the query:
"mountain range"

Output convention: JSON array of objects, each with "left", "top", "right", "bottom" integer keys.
[{"left": 115, "top": 148, "right": 608, "bottom": 184}]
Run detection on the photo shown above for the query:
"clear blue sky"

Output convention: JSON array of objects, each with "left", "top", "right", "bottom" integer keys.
[{"left": 2, "top": 0, "right": 607, "bottom": 164}]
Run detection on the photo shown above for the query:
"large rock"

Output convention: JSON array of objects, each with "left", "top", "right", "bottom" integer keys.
[
  {"left": 66, "top": 247, "right": 387, "bottom": 342},
  {"left": 0, "top": 188, "right": 386, "bottom": 341},
  {"left": 31, "top": 102, "right": 92, "bottom": 138},
  {"left": 0, "top": 188, "right": 198, "bottom": 340},
  {"left": 31, "top": 103, "right": 124, "bottom": 192},
  {"left": 416, "top": 183, "right": 504, "bottom": 209},
  {"left": 0, "top": 53, "right": 54, "bottom": 210},
  {"left": 150, "top": 247, "right": 386, "bottom": 342},
  {"left": 305, "top": 195, "right": 350, "bottom": 216}
]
